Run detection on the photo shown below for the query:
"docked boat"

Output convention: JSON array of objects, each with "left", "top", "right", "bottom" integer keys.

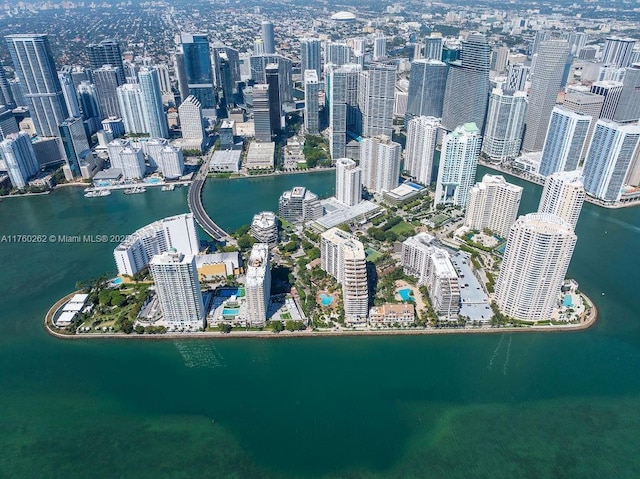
[
  {"left": 123, "top": 186, "right": 146, "bottom": 195},
  {"left": 85, "top": 189, "right": 111, "bottom": 198},
  {"left": 161, "top": 184, "right": 175, "bottom": 191}
]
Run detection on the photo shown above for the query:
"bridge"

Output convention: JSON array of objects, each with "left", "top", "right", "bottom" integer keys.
[{"left": 187, "top": 154, "right": 234, "bottom": 243}]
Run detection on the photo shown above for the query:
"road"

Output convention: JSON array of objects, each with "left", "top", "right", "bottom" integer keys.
[{"left": 187, "top": 154, "right": 234, "bottom": 243}]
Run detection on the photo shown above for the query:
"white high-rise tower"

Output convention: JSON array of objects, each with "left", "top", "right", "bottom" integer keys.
[
  {"left": 303, "top": 70, "right": 320, "bottom": 134},
  {"left": 335, "top": 157, "right": 362, "bottom": 206},
  {"left": 481, "top": 88, "right": 527, "bottom": 161},
  {"left": 404, "top": 116, "right": 439, "bottom": 185},
  {"left": 539, "top": 106, "right": 592, "bottom": 177},
  {"left": 538, "top": 171, "right": 585, "bottom": 229},
  {"left": 464, "top": 175, "right": 523, "bottom": 238},
  {"left": 360, "top": 135, "right": 401, "bottom": 194},
  {"left": 245, "top": 243, "right": 271, "bottom": 327}
]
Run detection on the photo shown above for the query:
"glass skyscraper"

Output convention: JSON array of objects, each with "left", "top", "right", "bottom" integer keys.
[{"left": 180, "top": 34, "right": 216, "bottom": 109}]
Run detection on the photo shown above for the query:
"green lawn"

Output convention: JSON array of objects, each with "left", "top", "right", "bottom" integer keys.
[
  {"left": 390, "top": 221, "right": 416, "bottom": 236},
  {"left": 432, "top": 213, "right": 450, "bottom": 226},
  {"left": 365, "top": 247, "right": 383, "bottom": 262}
]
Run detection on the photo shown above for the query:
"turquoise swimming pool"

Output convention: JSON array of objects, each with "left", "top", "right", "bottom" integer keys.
[
  {"left": 145, "top": 178, "right": 162, "bottom": 184},
  {"left": 320, "top": 293, "right": 334, "bottom": 306},
  {"left": 398, "top": 288, "right": 415, "bottom": 302},
  {"left": 563, "top": 294, "right": 573, "bottom": 308},
  {"left": 222, "top": 308, "right": 239, "bottom": 316},
  {"left": 111, "top": 277, "right": 123, "bottom": 286}
]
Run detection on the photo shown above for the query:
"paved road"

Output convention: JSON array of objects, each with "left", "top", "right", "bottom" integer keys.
[{"left": 187, "top": 155, "right": 233, "bottom": 243}]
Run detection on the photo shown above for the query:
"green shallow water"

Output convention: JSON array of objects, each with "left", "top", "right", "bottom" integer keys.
[{"left": 1, "top": 169, "right": 640, "bottom": 478}]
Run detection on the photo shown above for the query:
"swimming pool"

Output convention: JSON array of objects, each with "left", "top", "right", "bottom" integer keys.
[
  {"left": 222, "top": 308, "right": 239, "bottom": 316},
  {"left": 218, "top": 288, "right": 245, "bottom": 298},
  {"left": 111, "top": 277, "right": 123, "bottom": 286},
  {"left": 145, "top": 178, "right": 162, "bottom": 184},
  {"left": 320, "top": 293, "right": 334, "bottom": 306},
  {"left": 563, "top": 294, "right": 573, "bottom": 308},
  {"left": 398, "top": 288, "right": 415, "bottom": 302}
]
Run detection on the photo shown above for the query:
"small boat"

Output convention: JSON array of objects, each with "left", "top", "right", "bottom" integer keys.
[
  {"left": 161, "top": 184, "right": 175, "bottom": 191},
  {"left": 123, "top": 186, "right": 146, "bottom": 195},
  {"left": 98, "top": 189, "right": 111, "bottom": 197},
  {"left": 84, "top": 190, "right": 100, "bottom": 198}
]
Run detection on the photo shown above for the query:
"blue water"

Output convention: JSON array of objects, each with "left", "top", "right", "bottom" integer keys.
[
  {"left": 398, "top": 288, "right": 415, "bottom": 302},
  {"left": 217, "top": 288, "right": 245, "bottom": 298},
  {"left": 222, "top": 308, "right": 240, "bottom": 316},
  {"left": 320, "top": 293, "right": 334, "bottom": 306},
  {"left": 405, "top": 182, "right": 423, "bottom": 190}
]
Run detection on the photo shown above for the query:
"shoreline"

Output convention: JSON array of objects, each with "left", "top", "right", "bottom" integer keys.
[{"left": 44, "top": 290, "right": 598, "bottom": 341}]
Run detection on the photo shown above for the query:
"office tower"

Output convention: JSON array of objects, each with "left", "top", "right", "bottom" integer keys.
[
  {"left": 373, "top": 35, "right": 386, "bottom": 60},
  {"left": 265, "top": 63, "right": 281, "bottom": 135},
  {"left": 562, "top": 91, "right": 605, "bottom": 160},
  {"left": 117, "top": 84, "right": 147, "bottom": 134},
  {"left": 87, "top": 39, "right": 125, "bottom": 84},
  {"left": 278, "top": 186, "right": 323, "bottom": 222},
  {"left": 335, "top": 157, "right": 362, "bottom": 206},
  {"left": 212, "top": 46, "right": 241, "bottom": 85},
  {"left": 539, "top": 106, "right": 591, "bottom": 177},
  {"left": 582, "top": 120, "right": 640, "bottom": 202},
  {"left": 138, "top": 67, "right": 169, "bottom": 139},
  {"left": 359, "top": 63, "right": 396, "bottom": 137},
  {"left": 250, "top": 212, "right": 278, "bottom": 246},
  {"left": 179, "top": 33, "right": 215, "bottom": 109},
  {"left": 565, "top": 31, "right": 588, "bottom": 57},
  {"left": 5, "top": 34, "right": 69, "bottom": 137},
  {"left": 320, "top": 228, "right": 369, "bottom": 321},
  {"left": 101, "top": 117, "right": 125, "bottom": 138},
  {"left": 360, "top": 135, "right": 401, "bottom": 194},
  {"left": 178, "top": 95, "right": 205, "bottom": 146},
  {"left": 591, "top": 80, "right": 623, "bottom": 120},
  {"left": 212, "top": 49, "right": 234, "bottom": 105},
  {"left": 245, "top": 243, "right": 272, "bottom": 326},
  {"left": 327, "top": 63, "right": 360, "bottom": 159},
  {"left": 538, "top": 171, "right": 585, "bottom": 229},
  {"left": 8, "top": 78, "right": 27, "bottom": 108},
  {"left": 218, "top": 120, "right": 234, "bottom": 148},
  {"left": 0, "top": 65, "right": 15, "bottom": 108},
  {"left": 394, "top": 91, "right": 408, "bottom": 117},
  {"left": 77, "top": 81, "right": 102, "bottom": 122},
  {"left": 465, "top": 174, "right": 523, "bottom": 238},
  {"left": 301, "top": 38, "right": 322, "bottom": 78},
  {"left": 434, "top": 122, "right": 482, "bottom": 207},
  {"left": 173, "top": 52, "right": 190, "bottom": 104},
  {"left": 92, "top": 65, "right": 122, "bottom": 119},
  {"left": 601, "top": 37, "right": 636, "bottom": 68},
  {"left": 0, "top": 132, "right": 39, "bottom": 189},
  {"left": 325, "top": 42, "right": 352, "bottom": 68},
  {"left": 59, "top": 117, "right": 90, "bottom": 178},
  {"left": 114, "top": 213, "right": 200, "bottom": 276},
  {"left": 0, "top": 106, "right": 19, "bottom": 140},
  {"left": 405, "top": 116, "right": 439, "bottom": 185},
  {"left": 613, "top": 65, "right": 640, "bottom": 123},
  {"left": 495, "top": 213, "right": 577, "bottom": 322},
  {"left": 406, "top": 59, "right": 447, "bottom": 120},
  {"left": 303, "top": 70, "right": 320, "bottom": 134},
  {"left": 58, "top": 71, "right": 81, "bottom": 118},
  {"left": 155, "top": 145, "right": 184, "bottom": 179},
  {"left": 491, "top": 46, "right": 509, "bottom": 73},
  {"left": 401, "top": 233, "right": 460, "bottom": 318},
  {"left": 531, "top": 30, "right": 550, "bottom": 56},
  {"left": 150, "top": 250, "right": 205, "bottom": 329},
  {"left": 482, "top": 88, "right": 527, "bottom": 161},
  {"left": 252, "top": 84, "right": 271, "bottom": 142},
  {"left": 261, "top": 21, "right": 275, "bottom": 54},
  {"left": 441, "top": 33, "right": 491, "bottom": 132},
  {"left": 424, "top": 36, "right": 443, "bottom": 61},
  {"left": 522, "top": 40, "right": 570, "bottom": 152},
  {"left": 249, "top": 54, "right": 293, "bottom": 104},
  {"left": 506, "top": 63, "right": 529, "bottom": 92}
]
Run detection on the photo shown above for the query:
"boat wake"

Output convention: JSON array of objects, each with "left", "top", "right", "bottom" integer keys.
[
  {"left": 488, "top": 335, "right": 505, "bottom": 371},
  {"left": 503, "top": 335, "right": 512, "bottom": 376}
]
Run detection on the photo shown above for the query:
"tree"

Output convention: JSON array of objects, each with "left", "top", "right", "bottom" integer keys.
[
  {"left": 134, "top": 325, "right": 145, "bottom": 334},
  {"left": 219, "top": 323, "right": 232, "bottom": 333},
  {"left": 271, "top": 321, "right": 284, "bottom": 333},
  {"left": 98, "top": 290, "right": 111, "bottom": 305},
  {"left": 110, "top": 291, "right": 126, "bottom": 307}
]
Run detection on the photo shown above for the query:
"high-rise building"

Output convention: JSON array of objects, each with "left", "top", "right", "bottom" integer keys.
[
  {"left": 261, "top": 21, "right": 275, "bottom": 54},
  {"left": 58, "top": 71, "right": 81, "bottom": 118},
  {"left": 108, "top": 139, "right": 146, "bottom": 179},
  {"left": 538, "top": 171, "right": 585, "bottom": 229},
  {"left": 212, "top": 45, "right": 240, "bottom": 104},
  {"left": 0, "top": 132, "right": 39, "bottom": 189},
  {"left": 179, "top": 34, "right": 215, "bottom": 109},
  {"left": 612, "top": 65, "right": 640, "bottom": 123},
  {"left": 265, "top": 64, "right": 282, "bottom": 136},
  {"left": 178, "top": 95, "right": 205, "bottom": 147},
  {"left": 352, "top": 37, "right": 366, "bottom": 57},
  {"left": 320, "top": 228, "right": 369, "bottom": 321},
  {"left": 304, "top": 70, "right": 320, "bottom": 134},
  {"left": 506, "top": 63, "right": 529, "bottom": 92},
  {"left": 491, "top": 46, "right": 510, "bottom": 73},
  {"left": 327, "top": 63, "right": 360, "bottom": 159},
  {"left": 495, "top": 213, "right": 577, "bottom": 321},
  {"left": 252, "top": 84, "right": 272, "bottom": 142},
  {"left": 335, "top": 157, "right": 362, "bottom": 206},
  {"left": 373, "top": 35, "right": 386, "bottom": 60},
  {"left": 359, "top": 63, "right": 396, "bottom": 137},
  {"left": 59, "top": 117, "right": 90, "bottom": 178},
  {"left": 582, "top": 120, "right": 640, "bottom": 202},
  {"left": 245, "top": 243, "right": 271, "bottom": 327},
  {"left": 482, "top": 88, "right": 527, "bottom": 162},
  {"left": 562, "top": 91, "right": 605, "bottom": 160},
  {"left": 249, "top": 54, "right": 293, "bottom": 103},
  {"left": 434, "top": 122, "right": 482, "bottom": 207},
  {"left": 117, "top": 84, "right": 147, "bottom": 135},
  {"left": 531, "top": 31, "right": 551, "bottom": 56},
  {"left": 601, "top": 37, "right": 636, "bottom": 68},
  {"left": 539, "top": 106, "right": 592, "bottom": 177},
  {"left": 0, "top": 65, "right": 16, "bottom": 108},
  {"left": 278, "top": 186, "right": 323, "bottom": 222},
  {"left": 406, "top": 59, "right": 447, "bottom": 120},
  {"left": 441, "top": 33, "right": 491, "bottom": 132},
  {"left": 522, "top": 40, "right": 570, "bottom": 152},
  {"left": 250, "top": 212, "right": 278, "bottom": 246},
  {"left": 301, "top": 38, "right": 322, "bottom": 78},
  {"left": 401, "top": 232, "right": 460, "bottom": 318},
  {"left": 5, "top": 34, "right": 69, "bottom": 137},
  {"left": 92, "top": 65, "right": 122, "bottom": 119},
  {"left": 325, "top": 42, "right": 352, "bottom": 68},
  {"left": 87, "top": 39, "right": 125, "bottom": 84},
  {"left": 424, "top": 36, "right": 444, "bottom": 61},
  {"left": 405, "top": 116, "right": 439, "bottom": 185},
  {"left": 77, "top": 81, "right": 102, "bottom": 122},
  {"left": 591, "top": 80, "right": 623, "bottom": 120},
  {"left": 0, "top": 105, "right": 19, "bottom": 140},
  {"left": 150, "top": 250, "right": 205, "bottom": 329},
  {"left": 360, "top": 135, "right": 401, "bottom": 194},
  {"left": 155, "top": 145, "right": 184, "bottom": 179},
  {"left": 8, "top": 78, "right": 27, "bottom": 108},
  {"left": 138, "top": 67, "right": 169, "bottom": 139},
  {"left": 464, "top": 174, "right": 523, "bottom": 238}
]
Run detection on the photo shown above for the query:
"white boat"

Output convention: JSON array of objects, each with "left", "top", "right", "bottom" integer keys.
[
  {"left": 84, "top": 190, "right": 100, "bottom": 198},
  {"left": 98, "top": 189, "right": 111, "bottom": 197},
  {"left": 123, "top": 186, "right": 147, "bottom": 195},
  {"left": 161, "top": 184, "right": 175, "bottom": 191}
]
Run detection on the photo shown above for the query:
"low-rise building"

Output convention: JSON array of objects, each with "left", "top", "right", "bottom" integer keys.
[
  {"left": 369, "top": 303, "right": 415, "bottom": 326},
  {"left": 210, "top": 149, "right": 242, "bottom": 173},
  {"left": 196, "top": 252, "right": 242, "bottom": 280},
  {"left": 245, "top": 141, "right": 275, "bottom": 169},
  {"left": 278, "top": 186, "right": 323, "bottom": 223}
]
